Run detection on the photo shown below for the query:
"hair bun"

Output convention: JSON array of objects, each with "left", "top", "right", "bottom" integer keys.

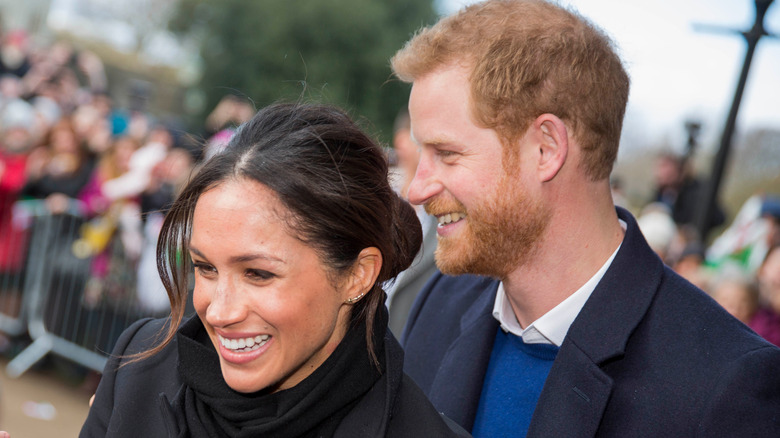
[{"left": 388, "top": 194, "right": 423, "bottom": 279}]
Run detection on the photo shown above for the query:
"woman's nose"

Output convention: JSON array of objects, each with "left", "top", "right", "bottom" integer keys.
[{"left": 204, "top": 279, "right": 246, "bottom": 327}]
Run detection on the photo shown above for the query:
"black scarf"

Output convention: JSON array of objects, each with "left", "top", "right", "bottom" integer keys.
[{"left": 167, "top": 312, "right": 386, "bottom": 438}]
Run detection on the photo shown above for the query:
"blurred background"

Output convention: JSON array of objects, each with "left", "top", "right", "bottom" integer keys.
[
  {"left": 2, "top": 0, "right": 778, "bottom": 211},
  {"left": 0, "top": 0, "right": 777, "bottom": 436}
]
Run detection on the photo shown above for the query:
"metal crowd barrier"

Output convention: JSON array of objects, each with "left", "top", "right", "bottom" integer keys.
[
  {"left": 1, "top": 200, "right": 166, "bottom": 378},
  {"left": 0, "top": 201, "right": 36, "bottom": 338}
]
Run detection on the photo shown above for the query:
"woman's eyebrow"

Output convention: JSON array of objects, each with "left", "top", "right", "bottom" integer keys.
[{"left": 189, "top": 245, "right": 285, "bottom": 264}]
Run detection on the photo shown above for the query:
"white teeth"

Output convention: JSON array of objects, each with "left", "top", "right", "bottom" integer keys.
[
  {"left": 437, "top": 212, "right": 466, "bottom": 226},
  {"left": 218, "top": 334, "right": 270, "bottom": 352}
]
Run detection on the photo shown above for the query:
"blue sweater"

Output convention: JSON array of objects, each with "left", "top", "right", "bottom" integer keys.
[{"left": 472, "top": 328, "right": 559, "bottom": 437}]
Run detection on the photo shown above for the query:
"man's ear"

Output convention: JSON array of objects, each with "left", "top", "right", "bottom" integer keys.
[
  {"left": 533, "top": 114, "right": 569, "bottom": 182},
  {"left": 343, "top": 247, "right": 382, "bottom": 304}
]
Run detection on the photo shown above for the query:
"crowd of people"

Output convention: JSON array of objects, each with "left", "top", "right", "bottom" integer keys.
[{"left": 0, "top": 29, "right": 197, "bottom": 335}]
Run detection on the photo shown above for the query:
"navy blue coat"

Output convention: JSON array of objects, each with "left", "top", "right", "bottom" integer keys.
[{"left": 402, "top": 207, "right": 780, "bottom": 437}]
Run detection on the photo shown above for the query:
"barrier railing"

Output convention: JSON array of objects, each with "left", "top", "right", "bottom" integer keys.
[
  {"left": 0, "top": 200, "right": 36, "bottom": 338},
  {"left": 1, "top": 200, "right": 165, "bottom": 378}
]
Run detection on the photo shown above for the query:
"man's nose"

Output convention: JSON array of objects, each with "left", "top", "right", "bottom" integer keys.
[{"left": 407, "top": 151, "right": 442, "bottom": 206}]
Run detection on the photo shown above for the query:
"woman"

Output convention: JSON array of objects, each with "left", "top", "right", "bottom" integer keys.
[
  {"left": 80, "top": 103, "right": 470, "bottom": 437},
  {"left": 22, "top": 117, "right": 94, "bottom": 207}
]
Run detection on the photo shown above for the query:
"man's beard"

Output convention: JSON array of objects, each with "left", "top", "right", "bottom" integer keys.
[{"left": 427, "top": 174, "right": 550, "bottom": 279}]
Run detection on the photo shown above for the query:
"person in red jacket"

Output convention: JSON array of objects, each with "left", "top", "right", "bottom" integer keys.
[{"left": 0, "top": 99, "right": 36, "bottom": 302}]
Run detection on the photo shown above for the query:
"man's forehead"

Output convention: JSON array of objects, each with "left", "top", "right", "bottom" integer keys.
[{"left": 408, "top": 68, "right": 475, "bottom": 139}]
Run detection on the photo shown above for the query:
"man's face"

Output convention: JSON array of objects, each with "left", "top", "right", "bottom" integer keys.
[
  {"left": 2, "top": 127, "right": 32, "bottom": 153},
  {"left": 407, "top": 65, "right": 549, "bottom": 279}
]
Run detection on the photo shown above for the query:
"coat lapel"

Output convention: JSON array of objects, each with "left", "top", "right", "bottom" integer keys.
[
  {"left": 528, "top": 207, "right": 665, "bottom": 437},
  {"left": 428, "top": 279, "right": 500, "bottom": 431},
  {"left": 527, "top": 344, "right": 614, "bottom": 438}
]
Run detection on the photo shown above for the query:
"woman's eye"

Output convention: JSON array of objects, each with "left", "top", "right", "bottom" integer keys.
[
  {"left": 193, "top": 262, "right": 216, "bottom": 276},
  {"left": 246, "top": 269, "right": 275, "bottom": 281}
]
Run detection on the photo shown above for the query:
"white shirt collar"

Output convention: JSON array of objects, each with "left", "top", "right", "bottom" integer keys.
[{"left": 492, "top": 220, "right": 626, "bottom": 346}]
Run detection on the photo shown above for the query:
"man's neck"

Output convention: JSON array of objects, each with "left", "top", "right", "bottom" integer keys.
[{"left": 502, "top": 202, "right": 625, "bottom": 328}]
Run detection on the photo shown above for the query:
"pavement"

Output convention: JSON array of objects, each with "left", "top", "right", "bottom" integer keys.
[{"left": 0, "top": 356, "right": 91, "bottom": 438}]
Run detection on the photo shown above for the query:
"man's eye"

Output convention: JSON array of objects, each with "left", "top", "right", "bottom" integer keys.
[{"left": 436, "top": 149, "right": 460, "bottom": 161}]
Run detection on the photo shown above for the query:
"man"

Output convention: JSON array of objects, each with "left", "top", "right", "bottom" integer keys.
[
  {"left": 391, "top": 1, "right": 780, "bottom": 436},
  {"left": 386, "top": 109, "right": 439, "bottom": 336},
  {"left": 652, "top": 151, "right": 724, "bottom": 237}
]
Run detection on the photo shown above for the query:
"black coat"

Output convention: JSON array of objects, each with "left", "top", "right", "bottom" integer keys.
[
  {"left": 81, "top": 317, "right": 470, "bottom": 438},
  {"left": 402, "top": 207, "right": 780, "bottom": 437}
]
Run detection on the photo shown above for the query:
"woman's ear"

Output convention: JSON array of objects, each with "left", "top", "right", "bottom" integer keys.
[
  {"left": 534, "top": 114, "right": 569, "bottom": 182},
  {"left": 343, "top": 247, "right": 382, "bottom": 304}
]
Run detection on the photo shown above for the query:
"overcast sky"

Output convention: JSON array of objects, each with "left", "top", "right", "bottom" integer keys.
[{"left": 437, "top": 0, "right": 780, "bottom": 151}]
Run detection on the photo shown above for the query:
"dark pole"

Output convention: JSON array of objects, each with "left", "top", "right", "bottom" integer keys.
[
  {"left": 682, "top": 120, "right": 701, "bottom": 168},
  {"left": 694, "top": 0, "right": 775, "bottom": 242}
]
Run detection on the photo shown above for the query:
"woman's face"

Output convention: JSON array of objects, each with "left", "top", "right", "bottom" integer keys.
[
  {"left": 51, "top": 126, "right": 78, "bottom": 154},
  {"left": 112, "top": 138, "right": 136, "bottom": 172},
  {"left": 190, "top": 178, "right": 352, "bottom": 393}
]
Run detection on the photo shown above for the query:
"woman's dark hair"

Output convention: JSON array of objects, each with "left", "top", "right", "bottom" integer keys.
[{"left": 144, "top": 102, "right": 422, "bottom": 364}]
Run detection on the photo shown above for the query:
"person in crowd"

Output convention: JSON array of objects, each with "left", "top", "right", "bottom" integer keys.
[
  {"left": 760, "top": 196, "right": 780, "bottom": 257},
  {"left": 750, "top": 245, "right": 780, "bottom": 347},
  {"left": 80, "top": 103, "right": 470, "bottom": 437},
  {"left": 202, "top": 94, "right": 255, "bottom": 160},
  {"left": 710, "top": 271, "right": 760, "bottom": 325},
  {"left": 0, "top": 74, "right": 25, "bottom": 105},
  {"left": 390, "top": 0, "right": 780, "bottom": 435},
  {"left": 385, "top": 108, "right": 438, "bottom": 336},
  {"left": 0, "top": 30, "right": 32, "bottom": 78},
  {"left": 22, "top": 117, "right": 94, "bottom": 212},
  {"left": 20, "top": 117, "right": 98, "bottom": 349},
  {"left": 636, "top": 202, "right": 677, "bottom": 262},
  {"left": 77, "top": 136, "right": 140, "bottom": 219},
  {"left": 71, "top": 92, "right": 115, "bottom": 158},
  {"left": 0, "top": 98, "right": 36, "bottom": 313},
  {"left": 671, "top": 241, "right": 710, "bottom": 291},
  {"left": 76, "top": 135, "right": 142, "bottom": 306},
  {"left": 22, "top": 42, "right": 106, "bottom": 110},
  {"left": 99, "top": 123, "right": 172, "bottom": 203},
  {"left": 135, "top": 145, "right": 194, "bottom": 315},
  {"left": 652, "top": 151, "right": 724, "bottom": 239}
]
